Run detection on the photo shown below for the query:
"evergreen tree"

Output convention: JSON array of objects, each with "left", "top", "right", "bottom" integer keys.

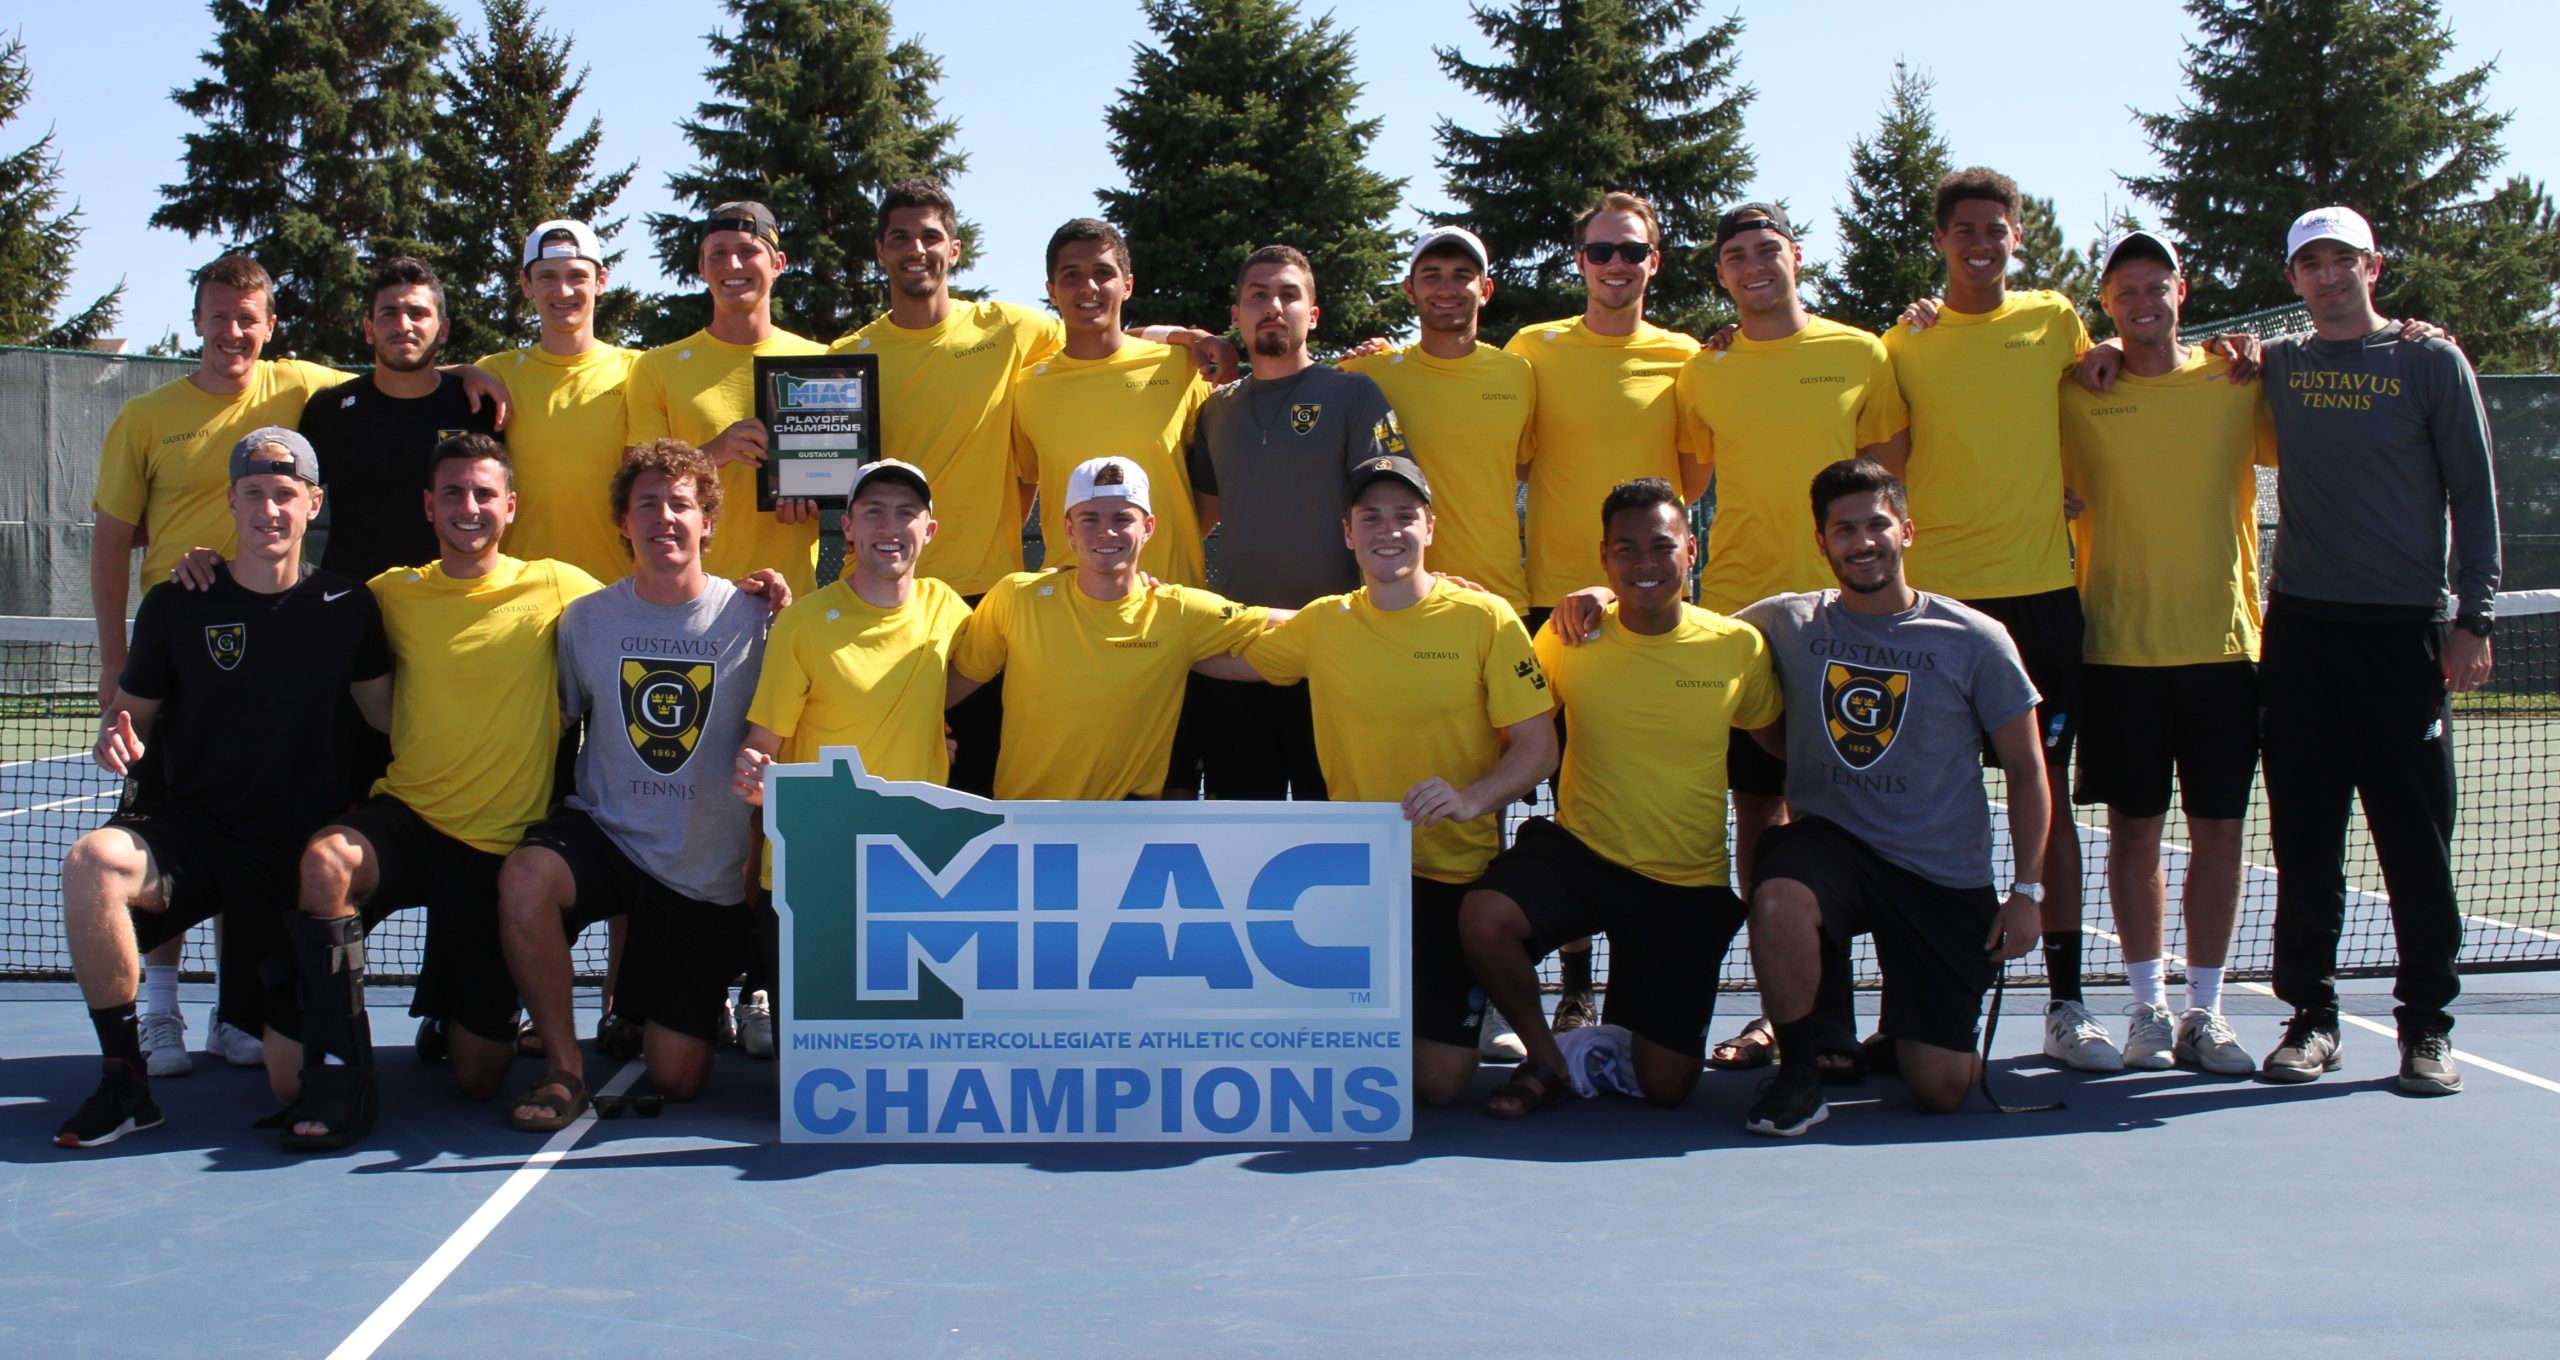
[
  {"left": 2123, "top": 0, "right": 2513, "bottom": 324},
  {"left": 1100, "top": 0, "right": 1405, "bottom": 350},
  {"left": 2384, "top": 175, "right": 2560, "bottom": 373},
  {"left": 424, "top": 0, "right": 636, "bottom": 357},
  {"left": 1818, "top": 61, "right": 1950, "bottom": 335},
  {"left": 152, "top": 0, "right": 454, "bottom": 361},
  {"left": 1432, "top": 0, "right": 1755, "bottom": 340},
  {"left": 2011, "top": 193, "right": 2096, "bottom": 313},
  {"left": 646, "top": 0, "right": 969, "bottom": 346},
  {"left": 0, "top": 32, "right": 121, "bottom": 347}
]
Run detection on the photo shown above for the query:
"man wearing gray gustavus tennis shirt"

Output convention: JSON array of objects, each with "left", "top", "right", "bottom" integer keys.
[
  {"left": 2255, "top": 206, "right": 2500, "bottom": 1096},
  {"left": 1180, "top": 244, "right": 1402, "bottom": 799},
  {"left": 496, "top": 439, "right": 773, "bottom": 1132}
]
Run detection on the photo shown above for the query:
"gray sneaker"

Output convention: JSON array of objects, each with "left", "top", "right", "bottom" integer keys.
[
  {"left": 2173, "top": 1007, "right": 2255, "bottom": 1076},
  {"left": 140, "top": 1010, "right": 191, "bottom": 1079},
  {"left": 2261, "top": 1013, "right": 2342, "bottom": 1082},
  {"left": 2042, "top": 999, "right": 2125, "bottom": 1072},
  {"left": 2398, "top": 1032, "right": 2464, "bottom": 1096},
  {"left": 2122, "top": 1002, "right": 2176, "bottom": 1070},
  {"left": 206, "top": 1014, "right": 265, "bottom": 1068},
  {"left": 1477, "top": 1005, "right": 1528, "bottom": 1061}
]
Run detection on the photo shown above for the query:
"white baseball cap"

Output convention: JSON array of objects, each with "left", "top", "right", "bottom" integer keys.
[
  {"left": 1064, "top": 456, "right": 1151, "bottom": 514},
  {"left": 2286, "top": 206, "right": 2376, "bottom": 260},
  {"left": 521, "top": 219, "right": 606, "bottom": 271},
  {"left": 847, "top": 458, "right": 932, "bottom": 509},
  {"left": 1408, "top": 225, "right": 1490, "bottom": 275},
  {"left": 2098, "top": 228, "right": 2181, "bottom": 279}
]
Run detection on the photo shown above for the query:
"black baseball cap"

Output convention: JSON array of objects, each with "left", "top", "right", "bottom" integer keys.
[
  {"left": 1713, "top": 203, "right": 1796, "bottom": 250},
  {"left": 1348, "top": 455, "right": 1432, "bottom": 504},
  {"left": 701, "top": 201, "right": 781, "bottom": 250}
]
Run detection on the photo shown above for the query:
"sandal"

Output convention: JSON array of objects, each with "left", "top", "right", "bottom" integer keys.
[
  {"left": 1707, "top": 1016, "right": 1777, "bottom": 1070},
  {"left": 277, "top": 1063, "right": 378, "bottom": 1152},
  {"left": 509, "top": 1069, "right": 591, "bottom": 1134},
  {"left": 1817, "top": 1046, "right": 1870, "bottom": 1085},
  {"left": 1483, "top": 1059, "right": 1571, "bottom": 1120}
]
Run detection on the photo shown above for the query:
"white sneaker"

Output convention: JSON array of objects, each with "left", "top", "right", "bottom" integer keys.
[
  {"left": 2042, "top": 999, "right": 2125, "bottom": 1072},
  {"left": 1477, "top": 1005, "right": 1527, "bottom": 1061},
  {"left": 206, "top": 1015, "right": 265, "bottom": 1067},
  {"left": 140, "top": 1010, "right": 191, "bottom": 1078},
  {"left": 2122, "top": 1002, "right": 2176, "bottom": 1070},
  {"left": 2174, "top": 1007, "right": 2255, "bottom": 1076},
  {"left": 738, "top": 990, "right": 775, "bottom": 1059}
]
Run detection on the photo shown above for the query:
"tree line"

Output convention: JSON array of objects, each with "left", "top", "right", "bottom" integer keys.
[{"left": 3, "top": 0, "right": 2555, "bottom": 370}]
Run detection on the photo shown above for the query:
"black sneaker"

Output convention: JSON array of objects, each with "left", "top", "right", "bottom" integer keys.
[
  {"left": 2398, "top": 1032, "right": 2464, "bottom": 1096},
  {"left": 597, "top": 1011, "right": 643, "bottom": 1061},
  {"left": 55, "top": 1061, "right": 164, "bottom": 1149},
  {"left": 1745, "top": 1065, "right": 1830, "bottom": 1138},
  {"left": 415, "top": 1016, "right": 448, "bottom": 1064},
  {"left": 2261, "top": 1011, "right": 2342, "bottom": 1083},
  {"left": 1551, "top": 989, "right": 1599, "bottom": 1033}
]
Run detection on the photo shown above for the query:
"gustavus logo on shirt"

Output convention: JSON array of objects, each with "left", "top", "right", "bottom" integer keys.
[
  {"left": 1823, "top": 661, "right": 1906, "bottom": 769},
  {"left": 1290, "top": 403, "right": 1322, "bottom": 435},
  {"left": 205, "top": 624, "right": 246, "bottom": 672},
  {"left": 622, "top": 658, "right": 714, "bottom": 776}
]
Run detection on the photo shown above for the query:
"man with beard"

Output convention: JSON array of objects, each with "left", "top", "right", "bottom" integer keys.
[
  {"left": 1184, "top": 244, "right": 1403, "bottom": 800},
  {"left": 299, "top": 256, "right": 502, "bottom": 585}
]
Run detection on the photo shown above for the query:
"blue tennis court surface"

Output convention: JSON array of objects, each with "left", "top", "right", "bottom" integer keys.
[{"left": 8, "top": 975, "right": 2556, "bottom": 1358}]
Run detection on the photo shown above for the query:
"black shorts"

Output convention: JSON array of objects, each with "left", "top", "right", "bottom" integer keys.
[
  {"left": 1413, "top": 875, "right": 1485, "bottom": 1048},
  {"left": 106, "top": 811, "right": 297, "bottom": 1033},
  {"left": 1726, "top": 726, "right": 1786, "bottom": 799},
  {"left": 1190, "top": 675, "right": 1328, "bottom": 801},
  {"left": 333, "top": 794, "right": 516, "bottom": 1043},
  {"left": 1754, "top": 815, "right": 1999, "bottom": 1052},
  {"left": 2074, "top": 661, "right": 2259, "bottom": 820},
  {"left": 1473, "top": 817, "right": 1744, "bottom": 1057},
  {"left": 1963, "top": 587, "right": 2082, "bottom": 779},
  {"left": 517, "top": 809, "right": 751, "bottom": 1043}
]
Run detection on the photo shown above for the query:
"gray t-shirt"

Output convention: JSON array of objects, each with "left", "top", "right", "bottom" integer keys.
[
  {"left": 1739, "top": 590, "right": 2039, "bottom": 890},
  {"left": 558, "top": 576, "right": 770, "bottom": 904},
  {"left": 1187, "top": 363, "right": 1401, "bottom": 607},
  {"left": 2260, "top": 324, "right": 2500, "bottom": 620}
]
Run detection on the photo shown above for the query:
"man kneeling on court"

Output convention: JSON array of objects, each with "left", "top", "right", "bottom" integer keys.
[
  {"left": 499, "top": 440, "right": 771, "bottom": 1131},
  {"left": 1737, "top": 459, "right": 2046, "bottom": 1135},
  {"left": 1458, "top": 477, "right": 1781, "bottom": 1116},
  {"left": 1198, "top": 456, "right": 1556, "bottom": 1106}
]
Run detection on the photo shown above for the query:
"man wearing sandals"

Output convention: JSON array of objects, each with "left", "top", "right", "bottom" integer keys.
[
  {"left": 1738, "top": 458, "right": 2046, "bottom": 1136},
  {"left": 497, "top": 439, "right": 773, "bottom": 1132},
  {"left": 53, "top": 429, "right": 391, "bottom": 1147},
  {"left": 1198, "top": 456, "right": 1557, "bottom": 1107},
  {"left": 1458, "top": 477, "right": 1780, "bottom": 1118}
]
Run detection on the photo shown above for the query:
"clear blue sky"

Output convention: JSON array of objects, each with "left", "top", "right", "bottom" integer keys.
[{"left": 15, "top": 1, "right": 2557, "bottom": 348}]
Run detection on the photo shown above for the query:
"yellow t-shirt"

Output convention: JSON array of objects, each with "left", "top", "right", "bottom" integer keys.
[
  {"left": 1503, "top": 317, "right": 1700, "bottom": 607},
  {"left": 2059, "top": 349, "right": 2279, "bottom": 666},
  {"left": 1678, "top": 317, "right": 1908, "bottom": 613},
  {"left": 369, "top": 555, "right": 602, "bottom": 853},
  {"left": 478, "top": 344, "right": 638, "bottom": 583},
  {"left": 834, "top": 301, "right": 1066, "bottom": 596},
  {"left": 1011, "top": 340, "right": 1211, "bottom": 586},
  {"left": 1244, "top": 579, "right": 1553, "bottom": 882},
  {"left": 624, "top": 327, "right": 826, "bottom": 596},
  {"left": 94, "top": 359, "right": 349, "bottom": 580},
  {"left": 745, "top": 576, "right": 973, "bottom": 887},
  {"left": 1339, "top": 342, "right": 1536, "bottom": 612},
  {"left": 1532, "top": 604, "right": 1782, "bottom": 886},
  {"left": 1883, "top": 290, "right": 2092, "bottom": 601},
  {"left": 950, "top": 572, "right": 1266, "bottom": 800}
]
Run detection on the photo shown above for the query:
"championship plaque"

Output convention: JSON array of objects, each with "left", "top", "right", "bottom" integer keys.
[{"left": 753, "top": 354, "right": 881, "bottom": 509}]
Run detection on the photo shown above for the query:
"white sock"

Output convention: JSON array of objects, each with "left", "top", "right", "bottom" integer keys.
[
  {"left": 2126, "top": 958, "right": 2165, "bottom": 1010},
  {"left": 2187, "top": 965, "right": 2225, "bottom": 1015},
  {"left": 142, "top": 965, "right": 180, "bottom": 1018}
]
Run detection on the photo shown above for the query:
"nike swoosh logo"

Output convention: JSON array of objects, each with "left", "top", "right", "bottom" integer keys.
[{"left": 324, "top": 589, "right": 352, "bottom": 602}]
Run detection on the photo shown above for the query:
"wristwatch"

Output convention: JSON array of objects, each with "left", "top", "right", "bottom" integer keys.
[
  {"left": 2009, "top": 881, "right": 2044, "bottom": 904},
  {"left": 2455, "top": 615, "right": 2494, "bottom": 638}
]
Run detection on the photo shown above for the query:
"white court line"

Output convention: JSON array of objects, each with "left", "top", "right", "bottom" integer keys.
[
  {"left": 327, "top": 1058, "right": 644, "bottom": 1360},
  {"left": 2084, "top": 924, "right": 2560, "bottom": 1097},
  {"left": 0, "top": 751, "right": 94, "bottom": 772},
  {"left": 0, "top": 790, "right": 117, "bottom": 820}
]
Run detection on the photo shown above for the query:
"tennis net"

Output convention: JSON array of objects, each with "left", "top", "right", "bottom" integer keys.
[{"left": 4, "top": 595, "right": 2556, "bottom": 988}]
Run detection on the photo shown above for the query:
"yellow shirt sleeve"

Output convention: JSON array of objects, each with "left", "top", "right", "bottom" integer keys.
[
  {"left": 950, "top": 577, "right": 1016, "bottom": 683},
  {"left": 1731, "top": 636, "right": 1783, "bottom": 730},
  {"left": 1242, "top": 604, "right": 1319, "bottom": 684},
  {"left": 1179, "top": 589, "right": 1270, "bottom": 663},
  {"left": 93, "top": 400, "right": 154, "bottom": 524},
  {"left": 2253, "top": 391, "right": 2280, "bottom": 469},
  {"left": 1855, "top": 345, "right": 1909, "bottom": 448},
  {"left": 1482, "top": 603, "right": 1552, "bottom": 729},
  {"left": 745, "top": 604, "right": 814, "bottom": 738},
  {"left": 623, "top": 352, "right": 672, "bottom": 446}
]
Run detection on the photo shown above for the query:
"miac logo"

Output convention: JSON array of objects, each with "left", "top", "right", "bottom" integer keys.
[
  {"left": 1823, "top": 661, "right": 1907, "bottom": 769},
  {"left": 204, "top": 623, "right": 246, "bottom": 672},
  {"left": 776, "top": 373, "right": 868, "bottom": 412},
  {"left": 621, "top": 659, "right": 712, "bottom": 775}
]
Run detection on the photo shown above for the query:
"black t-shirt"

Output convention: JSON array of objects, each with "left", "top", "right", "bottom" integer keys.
[
  {"left": 119, "top": 566, "right": 393, "bottom": 847},
  {"left": 297, "top": 371, "right": 498, "bottom": 582}
]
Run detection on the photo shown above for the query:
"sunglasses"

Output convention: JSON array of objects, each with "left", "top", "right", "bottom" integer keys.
[{"left": 1581, "top": 241, "right": 1655, "bottom": 265}]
